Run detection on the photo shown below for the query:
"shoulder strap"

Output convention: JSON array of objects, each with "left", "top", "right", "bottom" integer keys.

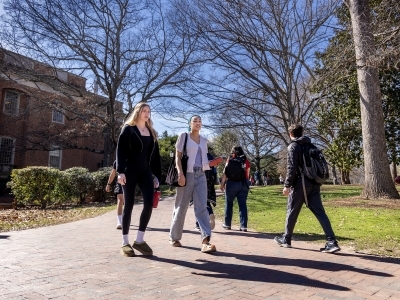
[{"left": 183, "top": 133, "right": 188, "bottom": 155}]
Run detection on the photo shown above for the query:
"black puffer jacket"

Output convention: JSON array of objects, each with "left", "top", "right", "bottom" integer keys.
[{"left": 284, "top": 136, "right": 320, "bottom": 188}]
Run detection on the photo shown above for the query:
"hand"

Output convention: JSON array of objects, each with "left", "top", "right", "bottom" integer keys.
[
  {"left": 178, "top": 174, "right": 186, "bottom": 186},
  {"left": 220, "top": 182, "right": 225, "bottom": 192},
  {"left": 282, "top": 187, "right": 290, "bottom": 196},
  {"left": 118, "top": 174, "right": 126, "bottom": 185},
  {"left": 105, "top": 185, "right": 111, "bottom": 192},
  {"left": 153, "top": 177, "right": 159, "bottom": 188}
]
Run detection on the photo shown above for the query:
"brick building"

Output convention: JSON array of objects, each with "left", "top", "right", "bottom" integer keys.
[{"left": 0, "top": 49, "right": 121, "bottom": 181}]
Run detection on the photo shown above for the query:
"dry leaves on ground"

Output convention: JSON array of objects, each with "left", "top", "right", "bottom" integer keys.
[{"left": 0, "top": 203, "right": 116, "bottom": 232}]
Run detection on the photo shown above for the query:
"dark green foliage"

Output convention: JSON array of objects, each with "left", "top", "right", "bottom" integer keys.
[
  {"left": 8, "top": 166, "right": 113, "bottom": 208},
  {"left": 157, "top": 132, "right": 178, "bottom": 183},
  {"left": 313, "top": 1, "right": 400, "bottom": 180}
]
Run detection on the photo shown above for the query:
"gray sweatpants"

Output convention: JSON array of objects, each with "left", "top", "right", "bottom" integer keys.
[{"left": 169, "top": 167, "right": 211, "bottom": 242}]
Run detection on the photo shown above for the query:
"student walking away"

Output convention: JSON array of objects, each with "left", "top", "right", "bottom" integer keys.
[
  {"left": 279, "top": 174, "right": 284, "bottom": 185},
  {"left": 192, "top": 153, "right": 221, "bottom": 231},
  {"left": 254, "top": 170, "right": 260, "bottom": 186},
  {"left": 274, "top": 124, "right": 340, "bottom": 253},
  {"left": 116, "top": 102, "right": 162, "bottom": 257},
  {"left": 220, "top": 146, "right": 251, "bottom": 232},
  {"left": 263, "top": 169, "right": 268, "bottom": 186},
  {"left": 169, "top": 115, "right": 216, "bottom": 253},
  {"left": 105, "top": 160, "right": 125, "bottom": 229}
]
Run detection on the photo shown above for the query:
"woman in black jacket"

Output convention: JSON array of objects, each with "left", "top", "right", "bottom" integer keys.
[{"left": 116, "top": 102, "right": 161, "bottom": 257}]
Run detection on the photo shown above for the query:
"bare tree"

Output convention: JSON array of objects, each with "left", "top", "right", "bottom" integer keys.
[
  {"left": 172, "top": 0, "right": 341, "bottom": 145},
  {"left": 215, "top": 97, "right": 281, "bottom": 172},
  {"left": 2, "top": 0, "right": 204, "bottom": 165},
  {"left": 345, "top": 0, "right": 399, "bottom": 198}
]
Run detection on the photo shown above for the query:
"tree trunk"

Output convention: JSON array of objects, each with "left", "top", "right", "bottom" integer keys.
[
  {"left": 346, "top": 0, "right": 399, "bottom": 199},
  {"left": 341, "top": 170, "right": 351, "bottom": 185}
]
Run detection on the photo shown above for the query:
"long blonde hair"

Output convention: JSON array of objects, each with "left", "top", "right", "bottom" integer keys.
[{"left": 124, "top": 102, "right": 157, "bottom": 140}]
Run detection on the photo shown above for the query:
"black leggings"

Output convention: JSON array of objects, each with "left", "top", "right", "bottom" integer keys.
[{"left": 122, "top": 168, "right": 154, "bottom": 234}]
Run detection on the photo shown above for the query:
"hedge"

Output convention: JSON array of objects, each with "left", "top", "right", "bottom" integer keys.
[{"left": 7, "top": 166, "right": 113, "bottom": 208}]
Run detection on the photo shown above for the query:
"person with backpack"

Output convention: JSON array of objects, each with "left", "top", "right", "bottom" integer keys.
[
  {"left": 220, "top": 146, "right": 251, "bottom": 232},
  {"left": 274, "top": 124, "right": 340, "bottom": 253}
]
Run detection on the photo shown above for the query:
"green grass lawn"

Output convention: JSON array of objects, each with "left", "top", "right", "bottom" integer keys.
[{"left": 213, "top": 185, "right": 400, "bottom": 258}]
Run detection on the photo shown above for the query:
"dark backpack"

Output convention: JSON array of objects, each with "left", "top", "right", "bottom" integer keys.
[
  {"left": 224, "top": 155, "right": 246, "bottom": 182},
  {"left": 299, "top": 143, "right": 329, "bottom": 184}
]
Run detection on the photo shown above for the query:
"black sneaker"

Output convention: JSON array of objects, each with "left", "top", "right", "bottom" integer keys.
[
  {"left": 222, "top": 224, "right": 231, "bottom": 230},
  {"left": 320, "top": 241, "right": 341, "bottom": 253},
  {"left": 274, "top": 235, "right": 291, "bottom": 248}
]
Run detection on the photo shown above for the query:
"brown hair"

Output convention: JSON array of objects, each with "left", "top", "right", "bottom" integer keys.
[{"left": 288, "top": 124, "right": 303, "bottom": 138}]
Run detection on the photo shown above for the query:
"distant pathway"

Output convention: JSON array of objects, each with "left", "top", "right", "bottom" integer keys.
[{"left": 1, "top": 195, "right": 400, "bottom": 299}]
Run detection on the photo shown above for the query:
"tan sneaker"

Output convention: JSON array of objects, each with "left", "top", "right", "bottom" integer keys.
[
  {"left": 201, "top": 243, "right": 217, "bottom": 253},
  {"left": 120, "top": 244, "right": 136, "bottom": 257},
  {"left": 116, "top": 224, "right": 122, "bottom": 229},
  {"left": 209, "top": 214, "right": 215, "bottom": 230},
  {"left": 169, "top": 239, "right": 182, "bottom": 247},
  {"left": 132, "top": 241, "right": 153, "bottom": 256}
]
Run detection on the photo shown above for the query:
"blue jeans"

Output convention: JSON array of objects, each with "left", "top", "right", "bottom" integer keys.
[
  {"left": 224, "top": 180, "right": 249, "bottom": 228},
  {"left": 170, "top": 167, "right": 211, "bottom": 242}
]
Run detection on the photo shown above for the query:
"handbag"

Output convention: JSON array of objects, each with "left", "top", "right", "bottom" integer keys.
[{"left": 165, "top": 133, "right": 188, "bottom": 187}]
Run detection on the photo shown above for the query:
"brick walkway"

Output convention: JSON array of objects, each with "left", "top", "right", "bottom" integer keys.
[{"left": 1, "top": 195, "right": 400, "bottom": 299}]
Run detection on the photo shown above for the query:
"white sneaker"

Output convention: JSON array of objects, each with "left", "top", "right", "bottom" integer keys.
[
  {"left": 209, "top": 214, "right": 215, "bottom": 230},
  {"left": 116, "top": 224, "right": 122, "bottom": 229}
]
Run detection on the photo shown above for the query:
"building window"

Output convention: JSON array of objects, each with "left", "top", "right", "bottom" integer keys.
[
  {"left": 52, "top": 109, "right": 64, "bottom": 124},
  {"left": 3, "top": 91, "right": 19, "bottom": 116},
  {"left": 0, "top": 137, "right": 15, "bottom": 164},
  {"left": 49, "top": 148, "right": 62, "bottom": 169}
]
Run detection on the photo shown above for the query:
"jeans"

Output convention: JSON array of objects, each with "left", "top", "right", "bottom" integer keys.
[
  {"left": 224, "top": 180, "right": 249, "bottom": 228},
  {"left": 195, "top": 202, "right": 214, "bottom": 228},
  {"left": 170, "top": 167, "right": 211, "bottom": 242},
  {"left": 284, "top": 185, "right": 335, "bottom": 241}
]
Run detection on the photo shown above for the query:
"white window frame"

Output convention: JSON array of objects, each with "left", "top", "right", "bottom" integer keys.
[
  {"left": 48, "top": 148, "right": 62, "bottom": 169},
  {"left": 0, "top": 136, "right": 15, "bottom": 165},
  {"left": 52, "top": 109, "right": 65, "bottom": 124},
  {"left": 3, "top": 90, "right": 20, "bottom": 116}
]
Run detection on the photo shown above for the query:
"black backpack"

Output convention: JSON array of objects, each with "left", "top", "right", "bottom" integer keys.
[
  {"left": 224, "top": 155, "right": 246, "bottom": 182},
  {"left": 299, "top": 143, "right": 329, "bottom": 184}
]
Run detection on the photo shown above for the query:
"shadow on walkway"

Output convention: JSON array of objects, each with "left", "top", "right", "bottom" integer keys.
[{"left": 149, "top": 255, "right": 351, "bottom": 291}]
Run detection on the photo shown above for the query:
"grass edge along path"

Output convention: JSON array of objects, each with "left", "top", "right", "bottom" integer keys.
[{"left": 212, "top": 185, "right": 400, "bottom": 258}]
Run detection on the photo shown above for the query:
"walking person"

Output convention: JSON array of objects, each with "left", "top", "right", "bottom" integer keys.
[
  {"left": 169, "top": 115, "right": 216, "bottom": 253},
  {"left": 116, "top": 102, "right": 162, "bottom": 257},
  {"left": 263, "top": 169, "right": 268, "bottom": 186},
  {"left": 220, "top": 146, "right": 251, "bottom": 232},
  {"left": 254, "top": 170, "right": 260, "bottom": 186},
  {"left": 192, "top": 153, "right": 220, "bottom": 231},
  {"left": 274, "top": 124, "right": 340, "bottom": 253},
  {"left": 105, "top": 160, "right": 124, "bottom": 229},
  {"left": 279, "top": 174, "right": 284, "bottom": 185}
]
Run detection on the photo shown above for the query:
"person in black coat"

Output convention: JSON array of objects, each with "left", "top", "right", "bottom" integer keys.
[
  {"left": 274, "top": 124, "right": 340, "bottom": 253},
  {"left": 116, "top": 102, "right": 161, "bottom": 257}
]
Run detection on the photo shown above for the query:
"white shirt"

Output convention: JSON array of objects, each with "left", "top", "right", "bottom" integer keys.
[{"left": 175, "top": 132, "right": 210, "bottom": 173}]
